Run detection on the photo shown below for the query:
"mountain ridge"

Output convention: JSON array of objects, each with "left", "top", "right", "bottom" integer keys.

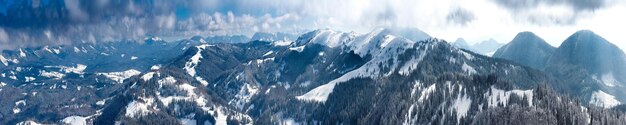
[{"left": 1, "top": 28, "right": 626, "bottom": 124}]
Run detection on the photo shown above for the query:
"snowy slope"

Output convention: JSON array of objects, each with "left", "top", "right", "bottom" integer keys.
[
  {"left": 590, "top": 90, "right": 621, "bottom": 108},
  {"left": 296, "top": 28, "right": 424, "bottom": 102}
]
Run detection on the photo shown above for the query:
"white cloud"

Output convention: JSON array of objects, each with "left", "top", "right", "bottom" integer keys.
[
  {"left": 64, "top": 0, "right": 89, "bottom": 21},
  {"left": 1, "top": 0, "right": 625, "bottom": 51},
  {"left": 173, "top": 11, "right": 303, "bottom": 37},
  {"left": 0, "top": 28, "right": 8, "bottom": 43}
]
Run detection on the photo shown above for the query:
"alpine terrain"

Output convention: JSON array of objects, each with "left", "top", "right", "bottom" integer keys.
[
  {"left": 1, "top": 0, "right": 626, "bottom": 124},
  {"left": 1, "top": 28, "right": 625, "bottom": 124}
]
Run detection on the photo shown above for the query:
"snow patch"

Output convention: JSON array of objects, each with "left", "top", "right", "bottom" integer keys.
[
  {"left": 158, "top": 82, "right": 209, "bottom": 108},
  {"left": 485, "top": 86, "right": 534, "bottom": 107},
  {"left": 398, "top": 47, "right": 430, "bottom": 76},
  {"left": 13, "top": 100, "right": 26, "bottom": 114},
  {"left": 273, "top": 40, "right": 293, "bottom": 46},
  {"left": 0, "top": 55, "right": 8, "bottom": 66},
  {"left": 125, "top": 97, "right": 156, "bottom": 117},
  {"left": 43, "top": 46, "right": 54, "bottom": 53},
  {"left": 184, "top": 44, "right": 214, "bottom": 76},
  {"left": 24, "top": 77, "right": 36, "bottom": 82},
  {"left": 179, "top": 118, "right": 196, "bottom": 125},
  {"left": 141, "top": 72, "right": 156, "bottom": 81},
  {"left": 19, "top": 48, "right": 26, "bottom": 57},
  {"left": 96, "top": 99, "right": 106, "bottom": 106},
  {"left": 461, "top": 62, "right": 477, "bottom": 75},
  {"left": 13, "top": 107, "right": 21, "bottom": 114},
  {"left": 130, "top": 56, "right": 138, "bottom": 60},
  {"left": 196, "top": 77, "right": 209, "bottom": 86},
  {"left": 151, "top": 65, "right": 161, "bottom": 70},
  {"left": 280, "top": 118, "right": 301, "bottom": 125},
  {"left": 289, "top": 45, "right": 306, "bottom": 52},
  {"left": 52, "top": 48, "right": 61, "bottom": 54},
  {"left": 255, "top": 57, "right": 275, "bottom": 64},
  {"left": 215, "top": 108, "right": 228, "bottom": 125},
  {"left": 379, "top": 35, "right": 396, "bottom": 48},
  {"left": 296, "top": 82, "right": 336, "bottom": 102},
  {"left": 98, "top": 69, "right": 141, "bottom": 83},
  {"left": 418, "top": 83, "right": 437, "bottom": 102},
  {"left": 16, "top": 121, "right": 44, "bottom": 125},
  {"left": 47, "top": 64, "right": 87, "bottom": 74},
  {"left": 73, "top": 47, "right": 81, "bottom": 53},
  {"left": 179, "top": 83, "right": 196, "bottom": 94},
  {"left": 450, "top": 93, "right": 471, "bottom": 124},
  {"left": 263, "top": 51, "right": 274, "bottom": 57},
  {"left": 590, "top": 90, "right": 621, "bottom": 108},
  {"left": 65, "top": 64, "right": 87, "bottom": 74},
  {"left": 150, "top": 36, "right": 163, "bottom": 41},
  {"left": 40, "top": 70, "right": 65, "bottom": 79},
  {"left": 230, "top": 83, "right": 259, "bottom": 109},
  {"left": 461, "top": 51, "right": 474, "bottom": 60},
  {"left": 158, "top": 76, "right": 177, "bottom": 88},
  {"left": 61, "top": 116, "right": 88, "bottom": 125}
]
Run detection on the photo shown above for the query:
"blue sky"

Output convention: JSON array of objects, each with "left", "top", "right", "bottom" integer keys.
[{"left": 0, "top": 0, "right": 625, "bottom": 50}]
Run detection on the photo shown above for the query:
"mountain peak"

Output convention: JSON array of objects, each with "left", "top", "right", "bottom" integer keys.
[
  {"left": 471, "top": 38, "right": 503, "bottom": 55},
  {"left": 452, "top": 38, "right": 473, "bottom": 51},
  {"left": 493, "top": 31, "right": 555, "bottom": 70},
  {"left": 144, "top": 36, "right": 166, "bottom": 45},
  {"left": 566, "top": 29, "right": 617, "bottom": 45},
  {"left": 378, "top": 27, "right": 431, "bottom": 42},
  {"left": 294, "top": 29, "right": 354, "bottom": 48},
  {"left": 455, "top": 38, "right": 467, "bottom": 42},
  {"left": 517, "top": 31, "right": 537, "bottom": 37},
  {"left": 560, "top": 30, "right": 613, "bottom": 50},
  {"left": 509, "top": 31, "right": 549, "bottom": 46},
  {"left": 572, "top": 29, "right": 599, "bottom": 37},
  {"left": 546, "top": 29, "right": 626, "bottom": 87},
  {"left": 294, "top": 28, "right": 424, "bottom": 58},
  {"left": 573, "top": 29, "right": 595, "bottom": 35}
]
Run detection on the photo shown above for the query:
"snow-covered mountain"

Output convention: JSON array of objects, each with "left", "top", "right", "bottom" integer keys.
[
  {"left": 2, "top": 28, "right": 626, "bottom": 124},
  {"left": 382, "top": 27, "right": 431, "bottom": 42},
  {"left": 452, "top": 38, "right": 474, "bottom": 51},
  {"left": 110, "top": 28, "right": 623, "bottom": 124},
  {"left": 449, "top": 38, "right": 503, "bottom": 56},
  {"left": 493, "top": 31, "right": 556, "bottom": 70},
  {"left": 471, "top": 38, "right": 504, "bottom": 56},
  {"left": 0, "top": 36, "right": 212, "bottom": 124}
]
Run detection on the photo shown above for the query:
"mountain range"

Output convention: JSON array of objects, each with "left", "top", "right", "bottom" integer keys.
[
  {"left": 1, "top": 29, "right": 625, "bottom": 124},
  {"left": 452, "top": 38, "right": 504, "bottom": 56}
]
